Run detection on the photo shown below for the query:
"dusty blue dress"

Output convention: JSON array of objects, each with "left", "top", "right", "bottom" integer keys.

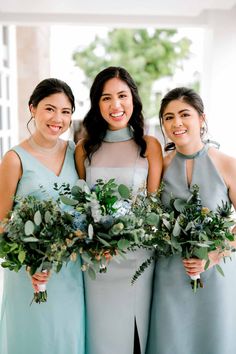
[
  {"left": 0, "top": 141, "right": 85, "bottom": 354},
  {"left": 84, "top": 127, "right": 154, "bottom": 354},
  {"left": 146, "top": 144, "right": 236, "bottom": 354}
]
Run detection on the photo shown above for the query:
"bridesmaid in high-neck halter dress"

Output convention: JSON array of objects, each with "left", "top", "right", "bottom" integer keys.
[
  {"left": 0, "top": 79, "right": 85, "bottom": 354},
  {"left": 75, "top": 66, "right": 163, "bottom": 354},
  {"left": 146, "top": 87, "right": 236, "bottom": 354}
]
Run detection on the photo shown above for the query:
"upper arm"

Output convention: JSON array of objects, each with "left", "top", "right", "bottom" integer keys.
[
  {"left": 144, "top": 135, "right": 163, "bottom": 193},
  {"left": 225, "top": 157, "right": 236, "bottom": 211},
  {"left": 75, "top": 140, "right": 87, "bottom": 180},
  {"left": 0, "top": 151, "right": 22, "bottom": 221}
]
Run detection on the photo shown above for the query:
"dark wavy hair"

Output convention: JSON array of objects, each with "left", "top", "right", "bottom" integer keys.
[
  {"left": 27, "top": 78, "right": 75, "bottom": 131},
  {"left": 159, "top": 87, "right": 206, "bottom": 151},
  {"left": 82, "top": 66, "right": 146, "bottom": 161}
]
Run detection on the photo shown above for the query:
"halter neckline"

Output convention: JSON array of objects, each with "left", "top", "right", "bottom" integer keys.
[
  {"left": 103, "top": 126, "right": 134, "bottom": 142},
  {"left": 176, "top": 144, "right": 207, "bottom": 160}
]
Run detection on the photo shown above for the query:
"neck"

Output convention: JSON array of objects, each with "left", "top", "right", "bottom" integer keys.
[
  {"left": 176, "top": 142, "right": 204, "bottom": 156},
  {"left": 28, "top": 135, "right": 61, "bottom": 155}
]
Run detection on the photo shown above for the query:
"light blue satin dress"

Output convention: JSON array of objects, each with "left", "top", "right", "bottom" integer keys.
[
  {"left": 0, "top": 141, "right": 85, "bottom": 354},
  {"left": 84, "top": 127, "right": 154, "bottom": 354},
  {"left": 146, "top": 144, "right": 236, "bottom": 354}
]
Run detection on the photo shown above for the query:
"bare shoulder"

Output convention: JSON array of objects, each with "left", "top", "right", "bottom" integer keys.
[
  {"left": 0, "top": 149, "right": 22, "bottom": 171},
  {"left": 208, "top": 147, "right": 236, "bottom": 186},
  {"left": 0, "top": 149, "right": 22, "bottom": 190},
  {"left": 144, "top": 135, "right": 162, "bottom": 156},
  {"left": 208, "top": 147, "right": 236, "bottom": 172}
]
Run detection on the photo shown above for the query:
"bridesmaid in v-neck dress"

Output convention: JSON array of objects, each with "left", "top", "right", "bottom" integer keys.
[
  {"left": 0, "top": 78, "right": 85, "bottom": 354},
  {"left": 75, "top": 66, "right": 163, "bottom": 354}
]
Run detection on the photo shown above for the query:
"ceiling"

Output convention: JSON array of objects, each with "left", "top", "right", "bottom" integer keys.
[{"left": 0, "top": 0, "right": 236, "bottom": 25}]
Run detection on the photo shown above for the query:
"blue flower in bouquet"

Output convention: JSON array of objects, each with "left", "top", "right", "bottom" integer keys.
[
  {"left": 112, "top": 200, "right": 132, "bottom": 218},
  {"left": 71, "top": 211, "right": 88, "bottom": 232}
]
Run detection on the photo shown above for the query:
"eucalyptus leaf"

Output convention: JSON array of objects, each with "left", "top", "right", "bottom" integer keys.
[
  {"left": 88, "top": 224, "right": 94, "bottom": 239},
  {"left": 18, "top": 250, "right": 26, "bottom": 263},
  {"left": 44, "top": 211, "right": 52, "bottom": 223},
  {"left": 118, "top": 238, "right": 130, "bottom": 250},
  {"left": 118, "top": 184, "right": 130, "bottom": 199},
  {"left": 204, "top": 259, "right": 210, "bottom": 270},
  {"left": 60, "top": 195, "right": 78, "bottom": 206},
  {"left": 24, "top": 220, "right": 35, "bottom": 236},
  {"left": 192, "top": 247, "right": 208, "bottom": 260},
  {"left": 22, "top": 236, "right": 39, "bottom": 242},
  {"left": 172, "top": 220, "right": 181, "bottom": 237},
  {"left": 173, "top": 198, "right": 186, "bottom": 212},
  {"left": 34, "top": 210, "right": 42, "bottom": 226},
  {"left": 146, "top": 213, "right": 159, "bottom": 227},
  {"left": 216, "top": 264, "right": 225, "bottom": 277},
  {"left": 162, "top": 219, "right": 171, "bottom": 230},
  {"left": 97, "top": 236, "right": 111, "bottom": 247},
  {"left": 71, "top": 185, "right": 81, "bottom": 196}
]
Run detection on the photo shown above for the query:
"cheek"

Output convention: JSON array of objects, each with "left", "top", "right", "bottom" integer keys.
[
  {"left": 98, "top": 102, "right": 106, "bottom": 116},
  {"left": 162, "top": 122, "right": 171, "bottom": 137}
]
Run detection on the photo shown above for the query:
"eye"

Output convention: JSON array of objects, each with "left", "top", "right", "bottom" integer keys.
[
  {"left": 46, "top": 107, "right": 54, "bottom": 112},
  {"left": 181, "top": 113, "right": 190, "bottom": 118},
  {"left": 62, "top": 110, "right": 71, "bottom": 115},
  {"left": 164, "top": 116, "right": 173, "bottom": 121},
  {"left": 119, "top": 94, "right": 127, "bottom": 99},
  {"left": 101, "top": 96, "right": 110, "bottom": 102}
]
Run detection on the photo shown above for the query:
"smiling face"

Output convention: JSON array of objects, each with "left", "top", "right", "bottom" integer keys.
[
  {"left": 98, "top": 77, "right": 134, "bottom": 131},
  {"left": 30, "top": 92, "right": 72, "bottom": 144},
  {"left": 162, "top": 99, "right": 204, "bottom": 153}
]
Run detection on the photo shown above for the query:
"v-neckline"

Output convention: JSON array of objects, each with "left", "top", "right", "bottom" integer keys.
[{"left": 15, "top": 142, "right": 70, "bottom": 178}]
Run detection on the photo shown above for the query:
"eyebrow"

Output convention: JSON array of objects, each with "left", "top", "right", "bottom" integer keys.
[
  {"left": 163, "top": 109, "right": 191, "bottom": 117},
  {"left": 101, "top": 90, "right": 128, "bottom": 96},
  {"left": 45, "top": 103, "right": 72, "bottom": 111}
]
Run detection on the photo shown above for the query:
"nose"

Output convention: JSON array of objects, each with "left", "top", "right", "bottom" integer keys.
[
  {"left": 172, "top": 116, "right": 183, "bottom": 127},
  {"left": 53, "top": 110, "right": 63, "bottom": 121},
  {"left": 110, "top": 98, "right": 121, "bottom": 109}
]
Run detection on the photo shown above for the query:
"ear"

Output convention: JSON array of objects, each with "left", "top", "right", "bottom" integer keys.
[
  {"left": 200, "top": 113, "right": 206, "bottom": 126},
  {"left": 29, "top": 104, "right": 36, "bottom": 117}
]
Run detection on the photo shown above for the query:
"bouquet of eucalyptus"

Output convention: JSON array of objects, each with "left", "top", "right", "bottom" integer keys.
[
  {"left": 170, "top": 184, "right": 235, "bottom": 292},
  {"left": 56, "top": 178, "right": 168, "bottom": 279},
  {"left": 0, "top": 196, "right": 78, "bottom": 303},
  {"left": 132, "top": 184, "right": 235, "bottom": 291},
  {"left": 131, "top": 187, "right": 180, "bottom": 283}
]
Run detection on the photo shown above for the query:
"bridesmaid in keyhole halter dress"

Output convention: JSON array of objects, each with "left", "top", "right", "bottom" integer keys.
[
  {"left": 146, "top": 87, "right": 236, "bottom": 354},
  {"left": 75, "top": 66, "right": 163, "bottom": 354}
]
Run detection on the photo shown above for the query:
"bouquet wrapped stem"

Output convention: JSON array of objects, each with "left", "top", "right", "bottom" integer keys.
[
  {"left": 31, "top": 269, "right": 48, "bottom": 304},
  {"left": 190, "top": 274, "right": 203, "bottom": 293}
]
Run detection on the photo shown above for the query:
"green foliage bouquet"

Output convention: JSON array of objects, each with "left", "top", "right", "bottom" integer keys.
[
  {"left": 170, "top": 184, "right": 235, "bottom": 292},
  {"left": 132, "top": 185, "right": 235, "bottom": 292},
  {"left": 0, "top": 196, "right": 78, "bottom": 303},
  {"left": 56, "top": 178, "right": 170, "bottom": 279}
]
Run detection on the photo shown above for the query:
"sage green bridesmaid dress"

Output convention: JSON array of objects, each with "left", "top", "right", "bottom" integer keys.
[
  {"left": 146, "top": 144, "right": 236, "bottom": 354},
  {"left": 0, "top": 141, "right": 85, "bottom": 354},
  {"left": 84, "top": 127, "right": 154, "bottom": 354}
]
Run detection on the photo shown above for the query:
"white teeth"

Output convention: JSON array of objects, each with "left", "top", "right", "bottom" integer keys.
[
  {"left": 173, "top": 130, "right": 186, "bottom": 135},
  {"left": 110, "top": 112, "right": 124, "bottom": 117},
  {"left": 49, "top": 125, "right": 61, "bottom": 132}
]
